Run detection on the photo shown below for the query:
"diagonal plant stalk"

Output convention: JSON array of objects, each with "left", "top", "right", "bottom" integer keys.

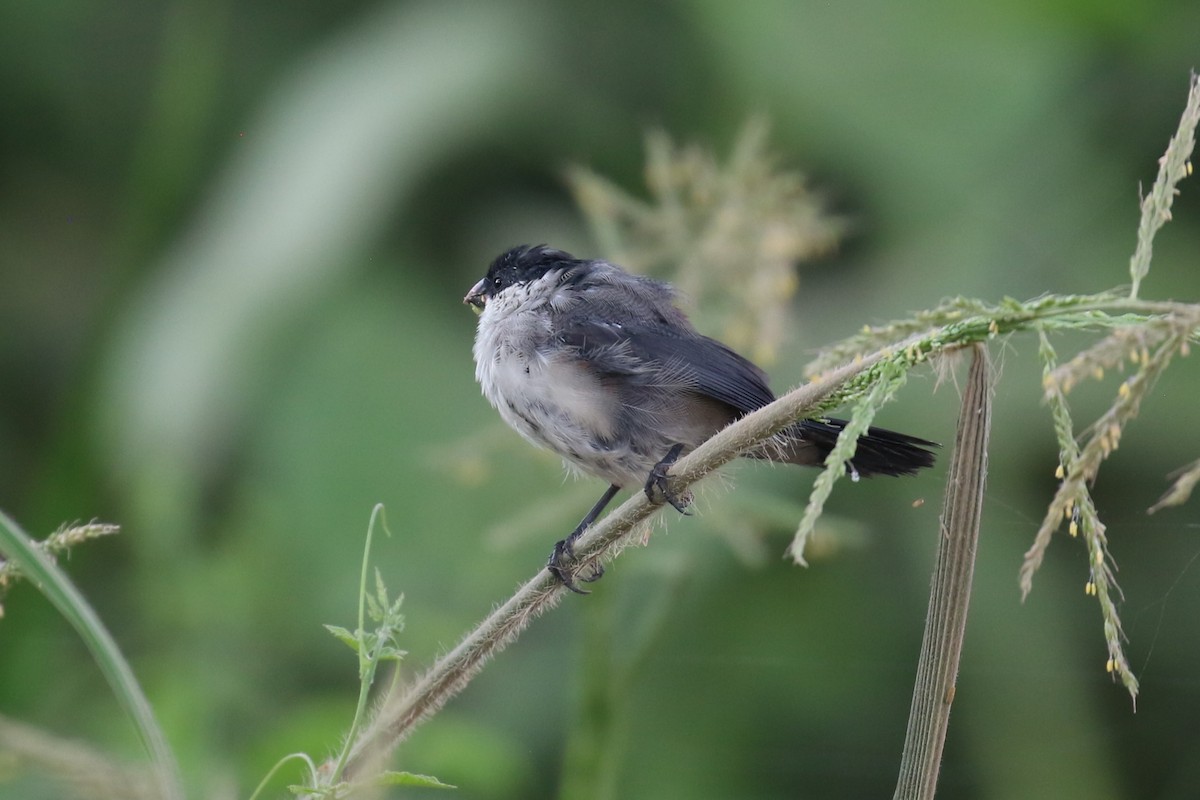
[
  {"left": 342, "top": 287, "right": 1199, "bottom": 781},
  {"left": 894, "top": 344, "right": 993, "bottom": 800},
  {"left": 344, "top": 74, "right": 1194, "bottom": 786},
  {"left": 344, "top": 70, "right": 1200, "bottom": 770},
  {"left": 342, "top": 340, "right": 903, "bottom": 779}
]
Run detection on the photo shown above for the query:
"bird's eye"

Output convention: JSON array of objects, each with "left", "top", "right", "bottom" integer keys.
[{"left": 492, "top": 276, "right": 503, "bottom": 289}]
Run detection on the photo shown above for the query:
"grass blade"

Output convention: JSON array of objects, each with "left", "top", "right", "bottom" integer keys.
[{"left": 0, "top": 510, "right": 184, "bottom": 800}]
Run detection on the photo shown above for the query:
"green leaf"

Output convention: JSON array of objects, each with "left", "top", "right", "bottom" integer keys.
[
  {"left": 376, "top": 645, "right": 408, "bottom": 662},
  {"left": 324, "top": 624, "right": 363, "bottom": 653},
  {"left": 374, "top": 567, "right": 389, "bottom": 609},
  {"left": 373, "top": 770, "right": 456, "bottom": 789},
  {"left": 364, "top": 594, "right": 381, "bottom": 623}
]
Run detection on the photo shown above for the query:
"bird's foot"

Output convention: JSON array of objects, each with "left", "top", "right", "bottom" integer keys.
[
  {"left": 644, "top": 443, "right": 693, "bottom": 514},
  {"left": 547, "top": 536, "right": 605, "bottom": 595}
]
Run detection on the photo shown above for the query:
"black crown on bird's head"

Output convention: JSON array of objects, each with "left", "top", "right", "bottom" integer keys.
[{"left": 482, "top": 244, "right": 583, "bottom": 295}]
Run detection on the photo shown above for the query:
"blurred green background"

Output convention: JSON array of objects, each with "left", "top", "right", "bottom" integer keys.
[{"left": 3, "top": 0, "right": 1200, "bottom": 798}]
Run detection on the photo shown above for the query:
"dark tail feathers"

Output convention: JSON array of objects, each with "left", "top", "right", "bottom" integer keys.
[{"left": 786, "top": 418, "right": 937, "bottom": 477}]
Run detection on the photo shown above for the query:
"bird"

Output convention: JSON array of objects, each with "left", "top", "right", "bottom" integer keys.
[{"left": 464, "top": 244, "right": 935, "bottom": 592}]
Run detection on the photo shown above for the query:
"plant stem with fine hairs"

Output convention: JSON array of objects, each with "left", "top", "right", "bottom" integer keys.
[{"left": 341, "top": 342, "right": 897, "bottom": 779}]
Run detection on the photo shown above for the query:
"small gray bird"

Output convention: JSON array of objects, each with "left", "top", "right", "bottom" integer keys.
[{"left": 465, "top": 245, "right": 935, "bottom": 592}]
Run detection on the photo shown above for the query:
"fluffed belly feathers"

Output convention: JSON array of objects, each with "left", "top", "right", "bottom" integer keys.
[{"left": 473, "top": 311, "right": 719, "bottom": 488}]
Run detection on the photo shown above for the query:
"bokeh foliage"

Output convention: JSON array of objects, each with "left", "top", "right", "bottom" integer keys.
[{"left": 3, "top": 1, "right": 1200, "bottom": 798}]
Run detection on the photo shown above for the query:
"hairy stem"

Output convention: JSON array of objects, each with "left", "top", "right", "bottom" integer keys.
[
  {"left": 342, "top": 341, "right": 895, "bottom": 778},
  {"left": 345, "top": 292, "right": 1188, "bottom": 780}
]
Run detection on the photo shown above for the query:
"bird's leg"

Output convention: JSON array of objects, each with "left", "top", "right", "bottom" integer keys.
[
  {"left": 644, "top": 443, "right": 693, "bottom": 514},
  {"left": 548, "top": 483, "right": 620, "bottom": 594}
]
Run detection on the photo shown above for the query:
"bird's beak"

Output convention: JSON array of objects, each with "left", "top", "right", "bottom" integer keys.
[{"left": 463, "top": 279, "right": 487, "bottom": 313}]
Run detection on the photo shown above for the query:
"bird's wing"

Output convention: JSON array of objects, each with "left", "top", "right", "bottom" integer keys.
[{"left": 554, "top": 319, "right": 775, "bottom": 414}]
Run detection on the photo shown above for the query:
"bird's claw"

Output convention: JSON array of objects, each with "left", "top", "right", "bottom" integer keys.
[
  {"left": 547, "top": 538, "right": 604, "bottom": 594},
  {"left": 644, "top": 443, "right": 693, "bottom": 514}
]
